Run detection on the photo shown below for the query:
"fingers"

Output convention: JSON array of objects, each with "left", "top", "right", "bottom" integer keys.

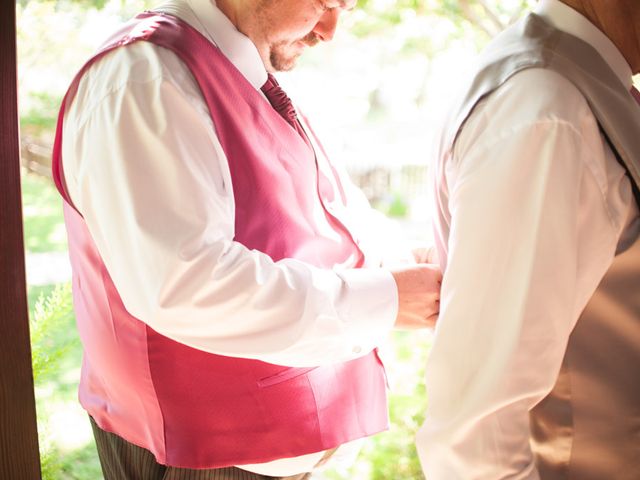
[
  {"left": 424, "top": 312, "right": 438, "bottom": 329},
  {"left": 394, "top": 311, "right": 439, "bottom": 330},
  {"left": 390, "top": 263, "right": 443, "bottom": 330}
]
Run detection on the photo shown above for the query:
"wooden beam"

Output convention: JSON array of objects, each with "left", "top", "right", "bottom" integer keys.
[{"left": 0, "top": 1, "right": 42, "bottom": 478}]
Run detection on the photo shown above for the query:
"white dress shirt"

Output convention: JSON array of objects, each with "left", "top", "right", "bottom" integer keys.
[
  {"left": 417, "top": 1, "right": 640, "bottom": 478},
  {"left": 61, "top": 0, "right": 406, "bottom": 474}
]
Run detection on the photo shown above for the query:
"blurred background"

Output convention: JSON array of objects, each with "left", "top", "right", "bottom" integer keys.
[{"left": 17, "top": 1, "right": 535, "bottom": 478}]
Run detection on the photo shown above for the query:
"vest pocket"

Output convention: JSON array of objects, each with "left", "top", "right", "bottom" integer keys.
[{"left": 257, "top": 366, "right": 319, "bottom": 388}]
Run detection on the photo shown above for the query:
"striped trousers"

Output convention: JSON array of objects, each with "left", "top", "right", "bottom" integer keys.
[{"left": 90, "top": 417, "right": 312, "bottom": 480}]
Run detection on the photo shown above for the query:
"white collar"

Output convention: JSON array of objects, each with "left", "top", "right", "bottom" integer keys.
[
  {"left": 534, "top": 0, "right": 633, "bottom": 89},
  {"left": 154, "top": 0, "right": 268, "bottom": 89}
]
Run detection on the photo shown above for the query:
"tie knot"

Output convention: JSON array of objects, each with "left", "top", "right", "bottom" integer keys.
[{"left": 261, "top": 73, "right": 298, "bottom": 125}]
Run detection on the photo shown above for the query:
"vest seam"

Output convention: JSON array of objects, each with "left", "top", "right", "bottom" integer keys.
[
  {"left": 96, "top": 261, "right": 168, "bottom": 463},
  {"left": 306, "top": 374, "right": 325, "bottom": 448},
  {"left": 145, "top": 325, "right": 169, "bottom": 464}
]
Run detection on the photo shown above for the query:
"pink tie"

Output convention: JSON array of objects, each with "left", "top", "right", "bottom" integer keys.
[{"left": 261, "top": 73, "right": 311, "bottom": 146}]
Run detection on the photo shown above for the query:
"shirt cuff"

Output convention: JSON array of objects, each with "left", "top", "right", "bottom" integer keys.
[{"left": 335, "top": 267, "right": 398, "bottom": 356}]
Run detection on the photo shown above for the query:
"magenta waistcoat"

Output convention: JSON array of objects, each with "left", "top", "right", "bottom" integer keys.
[{"left": 51, "top": 13, "right": 388, "bottom": 469}]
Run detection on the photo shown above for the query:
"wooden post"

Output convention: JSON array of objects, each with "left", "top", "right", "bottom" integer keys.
[{"left": 0, "top": 1, "right": 42, "bottom": 478}]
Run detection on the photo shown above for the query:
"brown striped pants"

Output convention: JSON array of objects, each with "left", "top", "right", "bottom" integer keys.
[{"left": 90, "top": 417, "right": 312, "bottom": 480}]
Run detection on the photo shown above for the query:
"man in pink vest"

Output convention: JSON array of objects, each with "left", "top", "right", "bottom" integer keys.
[
  {"left": 52, "top": 0, "right": 442, "bottom": 479},
  {"left": 418, "top": 0, "right": 640, "bottom": 478}
]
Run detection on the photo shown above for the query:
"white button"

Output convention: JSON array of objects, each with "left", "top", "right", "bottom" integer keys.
[{"left": 352, "top": 346, "right": 362, "bottom": 354}]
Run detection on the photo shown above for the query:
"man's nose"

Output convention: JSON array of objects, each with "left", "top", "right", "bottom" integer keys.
[{"left": 312, "top": 9, "right": 340, "bottom": 42}]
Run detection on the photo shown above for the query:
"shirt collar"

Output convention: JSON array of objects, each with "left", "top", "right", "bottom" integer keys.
[
  {"left": 154, "top": 0, "right": 268, "bottom": 89},
  {"left": 534, "top": 0, "right": 633, "bottom": 89}
]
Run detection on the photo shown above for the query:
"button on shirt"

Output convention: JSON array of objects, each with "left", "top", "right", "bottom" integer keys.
[
  {"left": 61, "top": 0, "right": 408, "bottom": 475},
  {"left": 417, "top": 0, "right": 640, "bottom": 478}
]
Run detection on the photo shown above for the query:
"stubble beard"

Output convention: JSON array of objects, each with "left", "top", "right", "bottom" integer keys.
[
  {"left": 252, "top": 0, "right": 321, "bottom": 72},
  {"left": 268, "top": 32, "right": 320, "bottom": 72}
]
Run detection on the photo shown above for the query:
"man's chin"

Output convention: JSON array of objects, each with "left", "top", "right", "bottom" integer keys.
[{"left": 269, "top": 51, "right": 302, "bottom": 72}]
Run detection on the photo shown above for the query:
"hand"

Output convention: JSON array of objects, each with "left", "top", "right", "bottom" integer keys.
[{"left": 390, "top": 264, "right": 442, "bottom": 330}]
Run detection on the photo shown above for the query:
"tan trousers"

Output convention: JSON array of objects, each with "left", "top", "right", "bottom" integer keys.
[{"left": 90, "top": 417, "right": 312, "bottom": 480}]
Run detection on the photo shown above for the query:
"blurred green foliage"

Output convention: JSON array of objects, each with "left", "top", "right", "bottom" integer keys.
[
  {"left": 30, "top": 283, "right": 74, "bottom": 381},
  {"left": 21, "top": 173, "right": 68, "bottom": 252},
  {"left": 30, "top": 283, "right": 77, "bottom": 480},
  {"left": 20, "top": 91, "right": 59, "bottom": 133},
  {"left": 17, "top": 0, "right": 138, "bottom": 9},
  {"left": 350, "top": 0, "right": 534, "bottom": 55},
  {"left": 387, "top": 193, "right": 410, "bottom": 218},
  {"left": 16, "top": 0, "right": 533, "bottom": 140}
]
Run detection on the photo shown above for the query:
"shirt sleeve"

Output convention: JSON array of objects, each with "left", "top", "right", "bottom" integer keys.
[
  {"left": 417, "top": 71, "right": 629, "bottom": 478},
  {"left": 61, "top": 44, "right": 397, "bottom": 368}
]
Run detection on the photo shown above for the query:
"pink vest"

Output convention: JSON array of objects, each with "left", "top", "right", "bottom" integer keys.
[{"left": 52, "top": 13, "right": 388, "bottom": 469}]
